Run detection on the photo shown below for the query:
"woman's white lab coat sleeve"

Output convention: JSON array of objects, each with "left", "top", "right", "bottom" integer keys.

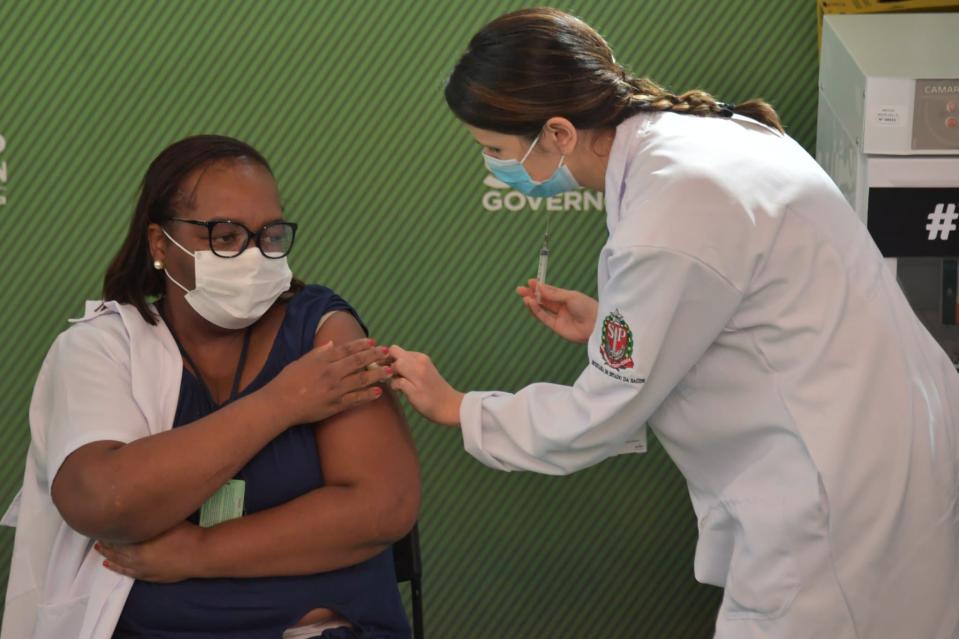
[
  {"left": 40, "top": 320, "right": 151, "bottom": 492},
  {"left": 460, "top": 245, "right": 743, "bottom": 475},
  {"left": 2, "top": 303, "right": 180, "bottom": 639}
]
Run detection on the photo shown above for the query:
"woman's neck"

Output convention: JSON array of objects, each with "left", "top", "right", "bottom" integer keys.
[
  {"left": 160, "top": 294, "right": 241, "bottom": 349},
  {"left": 568, "top": 128, "right": 616, "bottom": 192}
]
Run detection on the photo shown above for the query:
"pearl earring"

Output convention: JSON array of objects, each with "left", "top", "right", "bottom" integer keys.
[{"left": 153, "top": 260, "right": 164, "bottom": 270}]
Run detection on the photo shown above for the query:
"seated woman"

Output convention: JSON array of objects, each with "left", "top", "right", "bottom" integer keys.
[{"left": 4, "top": 135, "right": 419, "bottom": 639}]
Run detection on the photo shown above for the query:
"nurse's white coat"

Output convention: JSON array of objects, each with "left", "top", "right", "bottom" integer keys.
[
  {"left": 1, "top": 301, "right": 181, "bottom": 639},
  {"left": 461, "top": 112, "right": 959, "bottom": 638}
]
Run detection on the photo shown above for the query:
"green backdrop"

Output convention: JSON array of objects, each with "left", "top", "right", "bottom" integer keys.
[{"left": 0, "top": 1, "right": 818, "bottom": 636}]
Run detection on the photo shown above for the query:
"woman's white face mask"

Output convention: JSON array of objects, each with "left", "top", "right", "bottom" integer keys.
[{"left": 162, "top": 229, "right": 292, "bottom": 329}]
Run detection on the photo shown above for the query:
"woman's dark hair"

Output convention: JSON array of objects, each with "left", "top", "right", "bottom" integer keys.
[
  {"left": 103, "top": 134, "right": 303, "bottom": 325},
  {"left": 445, "top": 7, "right": 783, "bottom": 137}
]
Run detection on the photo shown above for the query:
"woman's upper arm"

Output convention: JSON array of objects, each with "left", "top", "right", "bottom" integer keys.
[
  {"left": 51, "top": 440, "right": 125, "bottom": 536},
  {"left": 41, "top": 323, "right": 150, "bottom": 534},
  {"left": 312, "top": 312, "right": 421, "bottom": 537}
]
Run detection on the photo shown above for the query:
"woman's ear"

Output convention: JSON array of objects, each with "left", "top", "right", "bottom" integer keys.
[
  {"left": 542, "top": 116, "right": 578, "bottom": 156},
  {"left": 147, "top": 223, "right": 167, "bottom": 267}
]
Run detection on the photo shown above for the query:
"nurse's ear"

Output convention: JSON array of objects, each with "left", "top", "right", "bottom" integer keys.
[
  {"left": 147, "top": 223, "right": 168, "bottom": 270},
  {"left": 541, "top": 116, "right": 578, "bottom": 156}
]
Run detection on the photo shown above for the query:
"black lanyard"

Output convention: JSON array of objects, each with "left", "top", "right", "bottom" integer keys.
[{"left": 159, "top": 304, "right": 253, "bottom": 406}]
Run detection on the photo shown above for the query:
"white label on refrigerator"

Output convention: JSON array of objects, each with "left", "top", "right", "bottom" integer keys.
[{"left": 875, "top": 105, "right": 905, "bottom": 127}]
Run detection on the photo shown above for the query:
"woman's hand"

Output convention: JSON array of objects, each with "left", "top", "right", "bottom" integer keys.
[
  {"left": 266, "top": 338, "right": 394, "bottom": 427},
  {"left": 96, "top": 521, "right": 206, "bottom": 583},
  {"left": 517, "top": 279, "right": 598, "bottom": 344},
  {"left": 388, "top": 346, "right": 464, "bottom": 426}
]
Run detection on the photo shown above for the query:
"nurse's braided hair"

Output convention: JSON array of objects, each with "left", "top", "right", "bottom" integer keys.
[{"left": 445, "top": 7, "right": 783, "bottom": 137}]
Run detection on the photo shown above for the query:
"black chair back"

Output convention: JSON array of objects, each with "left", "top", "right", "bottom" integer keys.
[{"left": 392, "top": 523, "right": 423, "bottom": 639}]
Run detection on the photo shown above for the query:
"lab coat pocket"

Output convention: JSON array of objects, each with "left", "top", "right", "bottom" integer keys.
[
  {"left": 34, "top": 595, "right": 89, "bottom": 638},
  {"left": 694, "top": 504, "right": 735, "bottom": 587},
  {"left": 0, "top": 489, "right": 21, "bottom": 527},
  {"left": 721, "top": 499, "right": 800, "bottom": 621},
  {"left": 6, "top": 544, "right": 38, "bottom": 600}
]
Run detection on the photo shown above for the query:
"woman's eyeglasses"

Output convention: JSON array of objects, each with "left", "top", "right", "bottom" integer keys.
[{"left": 166, "top": 218, "right": 297, "bottom": 258}]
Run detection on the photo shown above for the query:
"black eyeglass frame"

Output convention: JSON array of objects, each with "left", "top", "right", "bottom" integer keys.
[{"left": 165, "top": 217, "right": 298, "bottom": 259}]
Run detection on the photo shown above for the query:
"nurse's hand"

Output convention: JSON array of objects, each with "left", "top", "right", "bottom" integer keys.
[
  {"left": 267, "top": 338, "right": 394, "bottom": 426},
  {"left": 517, "top": 279, "right": 597, "bottom": 344},
  {"left": 96, "top": 521, "right": 205, "bottom": 583},
  {"left": 388, "top": 346, "right": 464, "bottom": 426}
]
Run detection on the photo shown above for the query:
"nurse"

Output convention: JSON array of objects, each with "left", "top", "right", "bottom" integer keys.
[
  {"left": 2, "top": 135, "right": 418, "bottom": 639},
  {"left": 389, "top": 8, "right": 959, "bottom": 638}
]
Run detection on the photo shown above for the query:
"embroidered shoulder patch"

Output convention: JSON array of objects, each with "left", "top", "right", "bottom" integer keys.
[{"left": 600, "top": 309, "right": 634, "bottom": 370}]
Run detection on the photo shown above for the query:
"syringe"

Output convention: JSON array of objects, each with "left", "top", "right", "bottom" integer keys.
[{"left": 536, "top": 215, "right": 551, "bottom": 304}]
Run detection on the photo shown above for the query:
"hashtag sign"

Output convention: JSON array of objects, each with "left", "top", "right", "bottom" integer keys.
[{"left": 926, "top": 203, "right": 958, "bottom": 241}]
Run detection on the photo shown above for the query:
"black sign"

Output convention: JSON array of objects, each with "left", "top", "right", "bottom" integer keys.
[{"left": 867, "top": 187, "right": 959, "bottom": 257}]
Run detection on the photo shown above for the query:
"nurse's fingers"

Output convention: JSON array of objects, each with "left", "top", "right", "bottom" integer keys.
[
  {"left": 523, "top": 296, "right": 540, "bottom": 319},
  {"left": 318, "top": 338, "right": 388, "bottom": 369},
  {"left": 103, "top": 559, "right": 136, "bottom": 578},
  {"left": 389, "top": 345, "right": 423, "bottom": 375},
  {"left": 391, "top": 377, "right": 415, "bottom": 396},
  {"left": 531, "top": 280, "right": 574, "bottom": 305},
  {"left": 338, "top": 386, "right": 387, "bottom": 409},
  {"left": 523, "top": 280, "right": 567, "bottom": 315},
  {"left": 94, "top": 542, "right": 114, "bottom": 561},
  {"left": 95, "top": 543, "right": 137, "bottom": 577},
  {"left": 339, "top": 365, "right": 394, "bottom": 394},
  {"left": 389, "top": 346, "right": 421, "bottom": 380},
  {"left": 517, "top": 280, "right": 542, "bottom": 303},
  {"left": 389, "top": 346, "right": 439, "bottom": 389},
  {"left": 518, "top": 280, "right": 543, "bottom": 297},
  {"left": 524, "top": 296, "right": 557, "bottom": 328},
  {"left": 330, "top": 344, "right": 392, "bottom": 377},
  {"left": 318, "top": 337, "right": 371, "bottom": 359},
  {"left": 96, "top": 540, "right": 132, "bottom": 560}
]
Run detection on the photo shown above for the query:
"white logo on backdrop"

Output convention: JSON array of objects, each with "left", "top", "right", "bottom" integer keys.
[
  {"left": 0, "top": 134, "right": 7, "bottom": 207},
  {"left": 927, "top": 203, "right": 958, "bottom": 241},
  {"left": 481, "top": 174, "right": 604, "bottom": 213}
]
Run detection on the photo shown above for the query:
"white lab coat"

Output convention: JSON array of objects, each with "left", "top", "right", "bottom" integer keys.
[
  {"left": 0, "top": 301, "right": 181, "bottom": 639},
  {"left": 461, "top": 112, "right": 959, "bottom": 638}
]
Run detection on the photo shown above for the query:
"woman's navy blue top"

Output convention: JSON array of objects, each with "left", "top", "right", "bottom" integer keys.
[{"left": 113, "top": 285, "right": 410, "bottom": 639}]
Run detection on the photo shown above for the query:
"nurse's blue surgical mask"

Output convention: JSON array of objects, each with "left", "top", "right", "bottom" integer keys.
[{"left": 483, "top": 132, "right": 580, "bottom": 197}]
